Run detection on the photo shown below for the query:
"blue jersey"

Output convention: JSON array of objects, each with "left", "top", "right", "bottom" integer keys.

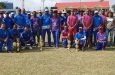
[
  {"left": 9, "top": 29, "right": 19, "bottom": 39},
  {"left": 20, "top": 31, "right": 32, "bottom": 41},
  {"left": 25, "top": 18, "right": 32, "bottom": 29},
  {"left": 74, "top": 32, "right": 86, "bottom": 40},
  {"left": 38, "top": 15, "right": 43, "bottom": 27},
  {"left": 42, "top": 14, "right": 51, "bottom": 26},
  {"left": 0, "top": 29, "right": 8, "bottom": 39},
  {"left": 3, "top": 17, "right": 14, "bottom": 29},
  {"left": 0, "top": 17, "right": 3, "bottom": 26},
  {"left": 96, "top": 32, "right": 107, "bottom": 42},
  {"left": 31, "top": 17, "right": 40, "bottom": 30},
  {"left": 14, "top": 14, "right": 25, "bottom": 27},
  {"left": 93, "top": 15, "right": 103, "bottom": 27}
]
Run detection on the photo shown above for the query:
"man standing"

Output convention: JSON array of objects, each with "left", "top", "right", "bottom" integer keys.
[
  {"left": 14, "top": 8, "right": 26, "bottom": 34},
  {"left": 3, "top": 12, "right": 14, "bottom": 29},
  {"left": 93, "top": 11, "right": 103, "bottom": 45},
  {"left": 82, "top": 11, "right": 92, "bottom": 48},
  {"left": 51, "top": 12, "right": 60, "bottom": 48},
  {"left": 67, "top": 10, "right": 78, "bottom": 48},
  {"left": 31, "top": 11, "right": 40, "bottom": 46},
  {"left": 42, "top": 9, "right": 51, "bottom": 47}
]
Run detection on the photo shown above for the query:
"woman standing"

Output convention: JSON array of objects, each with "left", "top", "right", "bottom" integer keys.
[{"left": 106, "top": 12, "right": 114, "bottom": 47}]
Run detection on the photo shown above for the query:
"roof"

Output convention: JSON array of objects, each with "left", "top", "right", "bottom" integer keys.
[{"left": 55, "top": 1, "right": 109, "bottom": 10}]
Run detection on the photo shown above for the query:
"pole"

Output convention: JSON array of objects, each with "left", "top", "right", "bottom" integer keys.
[
  {"left": 41, "top": 0, "right": 45, "bottom": 11},
  {"left": 22, "top": 0, "right": 24, "bottom": 9},
  {"left": 80, "top": 0, "right": 81, "bottom": 9}
]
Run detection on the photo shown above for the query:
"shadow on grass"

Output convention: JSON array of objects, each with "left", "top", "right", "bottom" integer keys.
[{"left": 1, "top": 46, "right": 115, "bottom": 53}]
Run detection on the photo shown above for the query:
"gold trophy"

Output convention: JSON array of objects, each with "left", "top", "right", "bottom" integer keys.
[
  {"left": 39, "top": 36, "right": 43, "bottom": 51},
  {"left": 13, "top": 38, "right": 20, "bottom": 52},
  {"left": 75, "top": 40, "right": 79, "bottom": 51}
]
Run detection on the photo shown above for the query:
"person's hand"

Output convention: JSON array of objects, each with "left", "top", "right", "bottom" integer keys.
[{"left": 4, "top": 38, "right": 7, "bottom": 42}]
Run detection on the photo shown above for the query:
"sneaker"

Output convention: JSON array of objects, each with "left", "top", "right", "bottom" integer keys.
[
  {"left": 29, "top": 46, "right": 32, "bottom": 50},
  {"left": 40, "top": 48, "right": 43, "bottom": 51},
  {"left": 22, "top": 47, "right": 26, "bottom": 50},
  {"left": 37, "top": 45, "right": 40, "bottom": 48},
  {"left": 67, "top": 48, "right": 70, "bottom": 50},
  {"left": 5, "top": 46, "right": 7, "bottom": 50},
  {"left": 17, "top": 48, "right": 20, "bottom": 52},
  {"left": 7, "top": 51, "right": 12, "bottom": 53},
  {"left": 49, "top": 45, "right": 53, "bottom": 47}
]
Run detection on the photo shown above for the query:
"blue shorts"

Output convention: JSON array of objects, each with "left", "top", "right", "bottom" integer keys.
[
  {"left": 85, "top": 29, "right": 92, "bottom": 38},
  {"left": 62, "top": 39, "right": 68, "bottom": 47}
]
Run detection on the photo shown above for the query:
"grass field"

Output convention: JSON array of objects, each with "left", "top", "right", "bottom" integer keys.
[{"left": 0, "top": 47, "right": 115, "bottom": 75}]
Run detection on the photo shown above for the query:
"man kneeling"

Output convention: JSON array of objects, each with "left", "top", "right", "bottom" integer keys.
[
  {"left": 96, "top": 27, "right": 107, "bottom": 50},
  {"left": 74, "top": 27, "right": 86, "bottom": 51},
  {"left": 20, "top": 27, "right": 34, "bottom": 50}
]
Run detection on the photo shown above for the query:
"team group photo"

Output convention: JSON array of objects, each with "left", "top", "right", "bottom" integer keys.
[{"left": 0, "top": 0, "right": 115, "bottom": 75}]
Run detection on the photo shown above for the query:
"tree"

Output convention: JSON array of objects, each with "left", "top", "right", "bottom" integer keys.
[
  {"left": 0, "top": 2, "right": 6, "bottom": 9},
  {"left": 112, "top": 4, "right": 115, "bottom": 12}
]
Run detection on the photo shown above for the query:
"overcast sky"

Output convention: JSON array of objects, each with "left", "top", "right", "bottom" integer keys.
[{"left": 1, "top": 0, "right": 114, "bottom": 11}]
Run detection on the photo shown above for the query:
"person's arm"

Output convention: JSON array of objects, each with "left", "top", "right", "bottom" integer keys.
[
  {"left": 67, "top": 16, "right": 70, "bottom": 27},
  {"left": 82, "top": 16, "right": 86, "bottom": 29},
  {"left": 72, "top": 16, "right": 78, "bottom": 29},
  {"left": 81, "top": 32, "right": 86, "bottom": 40},
  {"left": 0, "top": 38, "right": 3, "bottom": 41},
  {"left": 88, "top": 17, "right": 93, "bottom": 29}
]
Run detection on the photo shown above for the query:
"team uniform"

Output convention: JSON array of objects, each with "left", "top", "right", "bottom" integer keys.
[
  {"left": 96, "top": 32, "right": 107, "bottom": 50},
  {"left": 38, "top": 15, "right": 43, "bottom": 36},
  {"left": 82, "top": 15, "right": 92, "bottom": 38},
  {"left": 14, "top": 14, "right": 26, "bottom": 34},
  {"left": 0, "top": 29, "right": 12, "bottom": 52},
  {"left": 61, "top": 30, "right": 68, "bottom": 48},
  {"left": 20, "top": 30, "right": 34, "bottom": 47},
  {"left": 93, "top": 15, "right": 103, "bottom": 44},
  {"left": 74, "top": 31, "right": 86, "bottom": 50},
  {"left": 42, "top": 14, "right": 51, "bottom": 46},
  {"left": 67, "top": 15, "right": 78, "bottom": 45},
  {"left": 25, "top": 17, "right": 32, "bottom": 29},
  {"left": 9, "top": 29, "right": 20, "bottom": 50},
  {"left": 51, "top": 17, "right": 60, "bottom": 47},
  {"left": 3, "top": 17, "right": 14, "bottom": 29},
  {"left": 31, "top": 16, "right": 40, "bottom": 45}
]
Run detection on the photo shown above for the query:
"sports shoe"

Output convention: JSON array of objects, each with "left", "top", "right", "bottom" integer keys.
[
  {"left": 29, "top": 46, "right": 32, "bottom": 50},
  {"left": 22, "top": 47, "right": 26, "bottom": 50},
  {"left": 17, "top": 48, "right": 20, "bottom": 52}
]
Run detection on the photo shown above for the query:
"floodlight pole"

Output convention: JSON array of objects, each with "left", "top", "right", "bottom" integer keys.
[
  {"left": 41, "top": 0, "right": 45, "bottom": 11},
  {"left": 80, "top": 0, "right": 81, "bottom": 9},
  {"left": 22, "top": 0, "right": 24, "bottom": 9}
]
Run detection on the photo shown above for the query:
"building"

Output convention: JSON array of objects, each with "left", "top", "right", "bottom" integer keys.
[{"left": 55, "top": 1, "right": 109, "bottom": 11}]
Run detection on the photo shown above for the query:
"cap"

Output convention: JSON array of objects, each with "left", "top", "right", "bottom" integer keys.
[
  {"left": 27, "top": 13, "right": 31, "bottom": 15},
  {"left": 45, "top": 9, "right": 49, "bottom": 12},
  {"left": 10, "top": 12, "right": 15, "bottom": 15},
  {"left": 79, "top": 27, "right": 83, "bottom": 29},
  {"left": 94, "top": 10, "right": 99, "bottom": 14},
  {"left": 62, "top": 10, "right": 66, "bottom": 13},
  {"left": 39, "top": 10, "right": 42, "bottom": 12}
]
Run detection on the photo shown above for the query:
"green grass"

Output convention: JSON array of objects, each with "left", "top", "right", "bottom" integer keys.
[{"left": 0, "top": 47, "right": 115, "bottom": 75}]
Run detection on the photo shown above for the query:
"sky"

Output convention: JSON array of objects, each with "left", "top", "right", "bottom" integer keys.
[{"left": 1, "top": 0, "right": 114, "bottom": 11}]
